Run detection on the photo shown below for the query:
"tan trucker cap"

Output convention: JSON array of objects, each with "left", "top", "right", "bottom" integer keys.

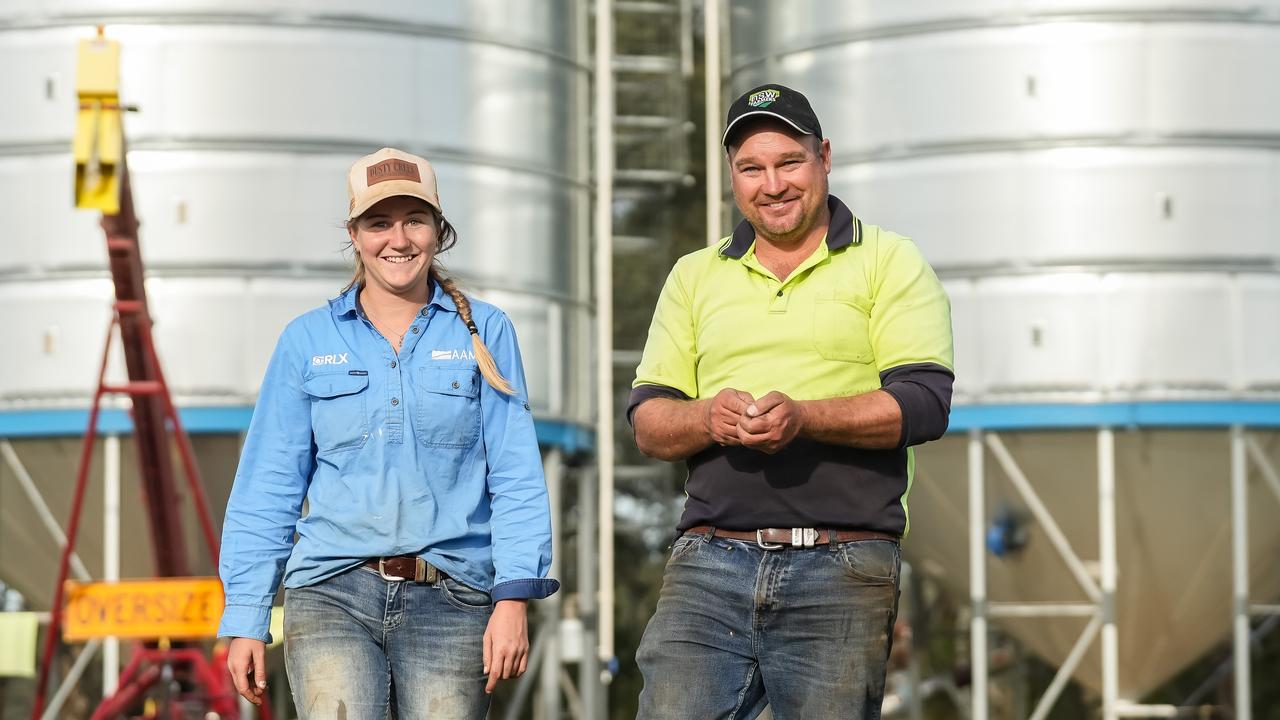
[{"left": 346, "top": 147, "right": 441, "bottom": 221}]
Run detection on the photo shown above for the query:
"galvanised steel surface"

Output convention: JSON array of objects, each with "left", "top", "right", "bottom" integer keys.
[
  {"left": 0, "top": 0, "right": 589, "bottom": 421},
  {"left": 729, "top": 0, "right": 1280, "bottom": 699},
  {"left": 730, "top": 0, "right": 1280, "bottom": 402},
  {"left": 0, "top": 1, "right": 589, "bottom": 619}
]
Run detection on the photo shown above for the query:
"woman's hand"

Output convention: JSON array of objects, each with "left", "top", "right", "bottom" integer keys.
[
  {"left": 227, "top": 637, "right": 268, "bottom": 705},
  {"left": 483, "top": 599, "right": 529, "bottom": 693}
]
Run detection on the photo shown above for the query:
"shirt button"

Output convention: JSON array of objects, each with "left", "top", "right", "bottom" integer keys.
[
  {"left": 420, "top": 308, "right": 428, "bottom": 316},
  {"left": 776, "top": 290, "right": 784, "bottom": 297},
  {"left": 391, "top": 397, "right": 399, "bottom": 406},
  {"left": 451, "top": 380, "right": 460, "bottom": 389},
  {"left": 411, "top": 326, "right": 420, "bottom": 334},
  {"left": 390, "top": 360, "right": 397, "bottom": 368}
]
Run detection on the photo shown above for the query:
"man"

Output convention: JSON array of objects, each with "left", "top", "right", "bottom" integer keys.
[{"left": 629, "top": 84, "right": 954, "bottom": 718}]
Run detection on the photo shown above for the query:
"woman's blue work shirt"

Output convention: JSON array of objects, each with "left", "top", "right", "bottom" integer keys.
[{"left": 218, "top": 282, "right": 558, "bottom": 642}]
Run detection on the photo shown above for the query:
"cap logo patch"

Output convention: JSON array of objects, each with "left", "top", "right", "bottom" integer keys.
[
  {"left": 366, "top": 158, "right": 421, "bottom": 186},
  {"left": 747, "top": 89, "right": 781, "bottom": 108}
]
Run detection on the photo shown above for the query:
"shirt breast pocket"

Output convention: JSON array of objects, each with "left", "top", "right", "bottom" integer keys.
[
  {"left": 813, "top": 298, "right": 875, "bottom": 364},
  {"left": 416, "top": 364, "right": 482, "bottom": 448},
  {"left": 301, "top": 371, "right": 370, "bottom": 455}
]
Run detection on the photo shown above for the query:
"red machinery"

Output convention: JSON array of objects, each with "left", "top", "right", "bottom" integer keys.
[{"left": 30, "top": 31, "right": 269, "bottom": 720}]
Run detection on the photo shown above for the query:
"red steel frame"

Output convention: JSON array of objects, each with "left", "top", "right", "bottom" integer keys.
[
  {"left": 29, "top": 160, "right": 265, "bottom": 719},
  {"left": 89, "top": 646, "right": 242, "bottom": 720}
]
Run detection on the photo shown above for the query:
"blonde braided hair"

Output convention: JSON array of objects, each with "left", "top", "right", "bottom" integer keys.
[
  {"left": 344, "top": 209, "right": 515, "bottom": 396},
  {"left": 429, "top": 265, "right": 515, "bottom": 395}
]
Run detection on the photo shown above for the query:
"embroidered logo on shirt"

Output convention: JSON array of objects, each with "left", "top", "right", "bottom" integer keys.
[
  {"left": 431, "top": 349, "right": 476, "bottom": 361},
  {"left": 312, "top": 353, "right": 350, "bottom": 366}
]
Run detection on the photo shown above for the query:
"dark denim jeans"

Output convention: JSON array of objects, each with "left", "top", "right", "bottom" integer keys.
[
  {"left": 283, "top": 565, "right": 493, "bottom": 720},
  {"left": 636, "top": 531, "right": 901, "bottom": 720}
]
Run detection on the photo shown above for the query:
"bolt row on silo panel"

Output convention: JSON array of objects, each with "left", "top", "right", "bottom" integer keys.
[
  {"left": 834, "top": 148, "right": 1280, "bottom": 268},
  {"left": 732, "top": 23, "right": 1280, "bottom": 155}
]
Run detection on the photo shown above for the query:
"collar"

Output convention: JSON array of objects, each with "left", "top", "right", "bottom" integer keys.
[
  {"left": 328, "top": 279, "right": 458, "bottom": 318},
  {"left": 329, "top": 285, "right": 360, "bottom": 317},
  {"left": 427, "top": 278, "right": 458, "bottom": 313},
  {"left": 720, "top": 194, "right": 861, "bottom": 259}
]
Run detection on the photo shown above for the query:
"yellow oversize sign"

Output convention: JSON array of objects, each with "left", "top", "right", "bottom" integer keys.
[{"left": 63, "top": 578, "right": 224, "bottom": 641}]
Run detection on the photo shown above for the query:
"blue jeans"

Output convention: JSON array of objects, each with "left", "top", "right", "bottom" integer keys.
[
  {"left": 636, "top": 531, "right": 901, "bottom": 720},
  {"left": 283, "top": 565, "right": 493, "bottom": 720}
]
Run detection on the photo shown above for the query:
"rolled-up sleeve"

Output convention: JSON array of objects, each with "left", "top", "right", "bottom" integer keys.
[
  {"left": 869, "top": 235, "right": 955, "bottom": 446},
  {"left": 880, "top": 363, "right": 954, "bottom": 447},
  {"left": 217, "top": 325, "right": 314, "bottom": 641},
  {"left": 479, "top": 312, "right": 560, "bottom": 602}
]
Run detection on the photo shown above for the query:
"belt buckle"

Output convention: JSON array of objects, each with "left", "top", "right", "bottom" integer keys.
[
  {"left": 792, "top": 528, "right": 818, "bottom": 548},
  {"left": 756, "top": 529, "right": 785, "bottom": 551},
  {"left": 416, "top": 557, "right": 439, "bottom": 584},
  {"left": 377, "top": 557, "right": 405, "bottom": 582}
]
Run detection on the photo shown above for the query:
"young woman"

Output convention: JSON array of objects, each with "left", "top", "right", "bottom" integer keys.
[{"left": 218, "top": 148, "right": 557, "bottom": 719}]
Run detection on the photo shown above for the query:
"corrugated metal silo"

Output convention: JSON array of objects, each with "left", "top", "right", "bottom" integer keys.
[
  {"left": 0, "top": 1, "right": 589, "bottom": 611},
  {"left": 729, "top": 0, "right": 1280, "bottom": 707}
]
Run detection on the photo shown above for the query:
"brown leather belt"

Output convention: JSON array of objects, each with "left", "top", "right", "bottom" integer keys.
[
  {"left": 684, "top": 525, "right": 898, "bottom": 549},
  {"left": 363, "top": 555, "right": 442, "bottom": 583}
]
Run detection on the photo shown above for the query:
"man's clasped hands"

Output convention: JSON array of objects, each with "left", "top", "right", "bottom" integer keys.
[{"left": 704, "top": 387, "right": 806, "bottom": 454}]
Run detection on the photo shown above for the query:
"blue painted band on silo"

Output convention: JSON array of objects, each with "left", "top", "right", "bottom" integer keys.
[
  {"left": 0, "top": 407, "right": 595, "bottom": 454},
  {"left": 947, "top": 401, "right": 1280, "bottom": 431},
  {"left": 1, "top": 402, "right": 1275, "bottom": 446}
]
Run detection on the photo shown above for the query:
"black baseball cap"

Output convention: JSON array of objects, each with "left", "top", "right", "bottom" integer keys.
[{"left": 722, "top": 83, "right": 823, "bottom": 148}]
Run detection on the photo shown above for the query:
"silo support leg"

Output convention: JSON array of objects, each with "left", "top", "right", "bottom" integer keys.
[
  {"left": 578, "top": 468, "right": 599, "bottom": 718},
  {"left": 967, "top": 430, "right": 987, "bottom": 720},
  {"left": 1230, "top": 426, "right": 1251, "bottom": 720},
  {"left": 538, "top": 449, "right": 564, "bottom": 720},
  {"left": 1098, "top": 428, "right": 1118, "bottom": 720},
  {"left": 102, "top": 434, "right": 121, "bottom": 697}
]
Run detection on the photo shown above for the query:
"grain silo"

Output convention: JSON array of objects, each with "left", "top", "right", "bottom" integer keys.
[
  {"left": 0, "top": 1, "right": 590, "bottom": 714},
  {"left": 728, "top": 1, "right": 1280, "bottom": 716}
]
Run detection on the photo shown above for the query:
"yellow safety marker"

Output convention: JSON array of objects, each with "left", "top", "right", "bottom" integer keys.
[
  {"left": 73, "top": 27, "right": 123, "bottom": 213},
  {"left": 62, "top": 577, "right": 225, "bottom": 642}
]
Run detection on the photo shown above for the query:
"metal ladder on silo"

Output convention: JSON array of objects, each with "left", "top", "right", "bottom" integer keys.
[{"left": 608, "top": 0, "right": 699, "bottom": 516}]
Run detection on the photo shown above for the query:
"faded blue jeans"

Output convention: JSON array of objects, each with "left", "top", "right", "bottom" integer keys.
[
  {"left": 283, "top": 565, "right": 493, "bottom": 720},
  {"left": 636, "top": 530, "right": 901, "bottom": 720}
]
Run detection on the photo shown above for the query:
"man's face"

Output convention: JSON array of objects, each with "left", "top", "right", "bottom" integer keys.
[{"left": 727, "top": 123, "right": 831, "bottom": 245}]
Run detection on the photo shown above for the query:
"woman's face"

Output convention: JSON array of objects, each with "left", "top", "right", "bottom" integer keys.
[{"left": 349, "top": 195, "right": 439, "bottom": 298}]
